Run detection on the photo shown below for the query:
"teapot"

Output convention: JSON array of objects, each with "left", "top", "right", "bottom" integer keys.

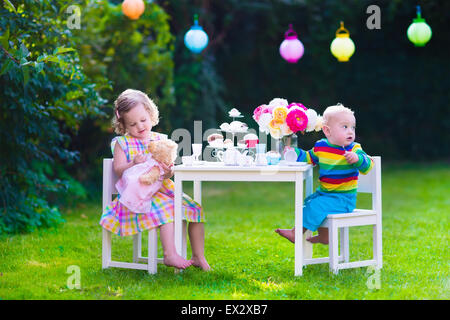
[{"left": 216, "top": 147, "right": 241, "bottom": 165}]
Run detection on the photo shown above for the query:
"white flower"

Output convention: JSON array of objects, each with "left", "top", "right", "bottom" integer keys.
[
  {"left": 258, "top": 113, "right": 272, "bottom": 133},
  {"left": 314, "top": 115, "right": 323, "bottom": 132},
  {"left": 305, "top": 109, "right": 318, "bottom": 132},
  {"left": 268, "top": 98, "right": 289, "bottom": 108}
]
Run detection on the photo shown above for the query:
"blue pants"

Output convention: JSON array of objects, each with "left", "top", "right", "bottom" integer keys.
[{"left": 303, "top": 190, "right": 357, "bottom": 232}]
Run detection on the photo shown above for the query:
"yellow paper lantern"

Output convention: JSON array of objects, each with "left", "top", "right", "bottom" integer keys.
[
  {"left": 122, "top": 0, "right": 145, "bottom": 20},
  {"left": 330, "top": 22, "right": 355, "bottom": 62}
]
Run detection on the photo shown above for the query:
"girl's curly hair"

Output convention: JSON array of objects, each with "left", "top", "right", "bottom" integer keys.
[{"left": 112, "top": 89, "right": 160, "bottom": 135}]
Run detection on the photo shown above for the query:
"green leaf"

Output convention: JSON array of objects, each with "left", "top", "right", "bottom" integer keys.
[
  {"left": 22, "top": 65, "right": 30, "bottom": 85},
  {"left": 41, "top": 55, "right": 60, "bottom": 63},
  {"left": 3, "top": 0, "right": 17, "bottom": 14},
  {"left": 0, "top": 26, "right": 9, "bottom": 49},
  {"left": 20, "top": 57, "right": 31, "bottom": 66},
  {"left": 18, "top": 43, "right": 29, "bottom": 59},
  {"left": 0, "top": 59, "right": 13, "bottom": 76},
  {"left": 34, "top": 61, "right": 44, "bottom": 74},
  {"left": 54, "top": 47, "right": 75, "bottom": 55}
]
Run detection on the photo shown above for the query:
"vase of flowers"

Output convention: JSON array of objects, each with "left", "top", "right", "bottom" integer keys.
[{"left": 253, "top": 98, "right": 322, "bottom": 157}]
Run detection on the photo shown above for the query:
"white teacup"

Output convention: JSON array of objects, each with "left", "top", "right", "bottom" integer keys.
[{"left": 182, "top": 155, "right": 194, "bottom": 166}]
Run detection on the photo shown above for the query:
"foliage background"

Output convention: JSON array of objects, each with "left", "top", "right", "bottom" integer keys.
[{"left": 1, "top": 0, "right": 448, "bottom": 234}]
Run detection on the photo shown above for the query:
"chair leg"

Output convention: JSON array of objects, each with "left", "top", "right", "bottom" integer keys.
[
  {"left": 148, "top": 228, "right": 158, "bottom": 274},
  {"left": 102, "top": 229, "right": 112, "bottom": 269},
  {"left": 340, "top": 227, "right": 349, "bottom": 263},
  {"left": 329, "top": 223, "right": 339, "bottom": 274},
  {"left": 373, "top": 224, "right": 382, "bottom": 269},
  {"left": 133, "top": 233, "right": 141, "bottom": 263},
  {"left": 182, "top": 220, "right": 187, "bottom": 260},
  {"left": 303, "top": 230, "right": 313, "bottom": 260}
]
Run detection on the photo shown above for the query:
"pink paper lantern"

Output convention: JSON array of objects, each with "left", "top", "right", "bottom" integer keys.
[{"left": 279, "top": 24, "right": 304, "bottom": 63}]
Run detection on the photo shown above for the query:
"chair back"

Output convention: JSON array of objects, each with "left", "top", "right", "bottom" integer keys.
[
  {"left": 357, "top": 156, "right": 381, "bottom": 212},
  {"left": 102, "top": 159, "right": 118, "bottom": 211}
]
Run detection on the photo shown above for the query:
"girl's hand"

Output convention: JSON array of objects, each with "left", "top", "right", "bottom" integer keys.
[
  {"left": 344, "top": 151, "right": 359, "bottom": 164},
  {"left": 133, "top": 154, "right": 147, "bottom": 165},
  {"left": 160, "top": 163, "right": 174, "bottom": 180}
]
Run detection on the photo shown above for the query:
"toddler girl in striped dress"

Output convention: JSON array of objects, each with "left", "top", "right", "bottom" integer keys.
[
  {"left": 100, "top": 89, "right": 210, "bottom": 271},
  {"left": 276, "top": 104, "right": 374, "bottom": 245}
]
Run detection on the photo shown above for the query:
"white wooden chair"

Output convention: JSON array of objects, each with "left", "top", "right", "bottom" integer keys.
[
  {"left": 303, "top": 156, "right": 382, "bottom": 274},
  {"left": 101, "top": 133, "right": 187, "bottom": 274},
  {"left": 101, "top": 158, "right": 162, "bottom": 273}
]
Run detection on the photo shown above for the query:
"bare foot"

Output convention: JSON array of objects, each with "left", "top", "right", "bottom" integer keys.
[
  {"left": 306, "top": 235, "right": 329, "bottom": 245},
  {"left": 275, "top": 228, "right": 295, "bottom": 243},
  {"left": 163, "top": 254, "right": 193, "bottom": 269},
  {"left": 191, "top": 256, "right": 211, "bottom": 271}
]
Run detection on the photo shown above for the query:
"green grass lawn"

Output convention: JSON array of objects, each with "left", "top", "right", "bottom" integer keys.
[{"left": 1, "top": 162, "right": 449, "bottom": 300}]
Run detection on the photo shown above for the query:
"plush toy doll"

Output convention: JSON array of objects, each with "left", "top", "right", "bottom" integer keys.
[
  {"left": 115, "top": 139, "right": 178, "bottom": 213},
  {"left": 139, "top": 139, "right": 178, "bottom": 185}
]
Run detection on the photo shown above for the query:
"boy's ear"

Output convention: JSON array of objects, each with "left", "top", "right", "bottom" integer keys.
[{"left": 322, "top": 124, "right": 330, "bottom": 136}]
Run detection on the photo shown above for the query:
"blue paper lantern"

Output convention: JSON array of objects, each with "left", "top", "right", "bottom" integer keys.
[{"left": 184, "top": 14, "right": 209, "bottom": 53}]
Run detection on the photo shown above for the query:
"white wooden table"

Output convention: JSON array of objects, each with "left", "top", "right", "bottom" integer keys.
[{"left": 173, "top": 162, "right": 314, "bottom": 276}]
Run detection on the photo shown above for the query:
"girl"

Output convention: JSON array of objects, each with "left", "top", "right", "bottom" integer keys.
[{"left": 100, "top": 89, "right": 210, "bottom": 271}]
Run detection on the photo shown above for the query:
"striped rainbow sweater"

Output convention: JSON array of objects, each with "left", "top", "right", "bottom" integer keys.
[{"left": 294, "top": 138, "right": 374, "bottom": 194}]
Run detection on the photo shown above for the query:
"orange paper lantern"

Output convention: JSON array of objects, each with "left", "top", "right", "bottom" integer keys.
[{"left": 122, "top": 0, "right": 145, "bottom": 20}]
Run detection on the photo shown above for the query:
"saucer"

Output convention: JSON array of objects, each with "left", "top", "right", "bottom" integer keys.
[
  {"left": 192, "top": 160, "right": 206, "bottom": 165},
  {"left": 279, "top": 160, "right": 307, "bottom": 166}
]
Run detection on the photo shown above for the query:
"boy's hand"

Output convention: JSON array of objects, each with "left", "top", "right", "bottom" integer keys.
[
  {"left": 344, "top": 151, "right": 359, "bottom": 164},
  {"left": 133, "top": 154, "right": 147, "bottom": 164}
]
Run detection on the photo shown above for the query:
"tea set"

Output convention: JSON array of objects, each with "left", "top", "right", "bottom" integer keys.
[
  {"left": 181, "top": 142, "right": 303, "bottom": 167},
  {"left": 181, "top": 108, "right": 304, "bottom": 167}
]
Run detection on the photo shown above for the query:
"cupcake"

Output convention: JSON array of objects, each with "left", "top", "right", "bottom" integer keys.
[
  {"left": 243, "top": 133, "right": 259, "bottom": 148},
  {"left": 266, "top": 151, "right": 281, "bottom": 165},
  {"left": 207, "top": 133, "right": 224, "bottom": 148},
  {"left": 228, "top": 108, "right": 241, "bottom": 117}
]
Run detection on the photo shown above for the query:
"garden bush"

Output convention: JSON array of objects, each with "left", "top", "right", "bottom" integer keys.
[{"left": 0, "top": 1, "right": 107, "bottom": 233}]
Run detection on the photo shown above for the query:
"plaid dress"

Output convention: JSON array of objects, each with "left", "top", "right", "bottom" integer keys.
[{"left": 100, "top": 133, "right": 204, "bottom": 236}]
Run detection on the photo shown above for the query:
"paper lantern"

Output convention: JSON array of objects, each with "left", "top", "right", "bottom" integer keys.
[
  {"left": 122, "top": 0, "right": 145, "bottom": 20},
  {"left": 330, "top": 21, "right": 355, "bottom": 62},
  {"left": 184, "top": 14, "right": 209, "bottom": 53},
  {"left": 279, "top": 24, "right": 304, "bottom": 63},
  {"left": 407, "top": 6, "right": 432, "bottom": 47}
]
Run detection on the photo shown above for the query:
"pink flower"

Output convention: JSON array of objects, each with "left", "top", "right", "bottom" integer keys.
[
  {"left": 262, "top": 106, "right": 273, "bottom": 114},
  {"left": 286, "top": 108, "right": 308, "bottom": 132},
  {"left": 253, "top": 105, "right": 265, "bottom": 122},
  {"left": 288, "top": 102, "right": 307, "bottom": 111}
]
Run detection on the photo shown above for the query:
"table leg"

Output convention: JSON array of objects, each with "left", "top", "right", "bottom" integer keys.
[
  {"left": 174, "top": 174, "right": 183, "bottom": 262},
  {"left": 294, "top": 172, "right": 304, "bottom": 276},
  {"left": 303, "top": 167, "right": 313, "bottom": 260},
  {"left": 194, "top": 180, "right": 202, "bottom": 205}
]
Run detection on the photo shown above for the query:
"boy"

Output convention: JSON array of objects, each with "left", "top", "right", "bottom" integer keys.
[{"left": 276, "top": 104, "right": 373, "bottom": 244}]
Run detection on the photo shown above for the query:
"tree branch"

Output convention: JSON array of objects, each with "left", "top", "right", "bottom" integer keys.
[{"left": 0, "top": 45, "right": 20, "bottom": 65}]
